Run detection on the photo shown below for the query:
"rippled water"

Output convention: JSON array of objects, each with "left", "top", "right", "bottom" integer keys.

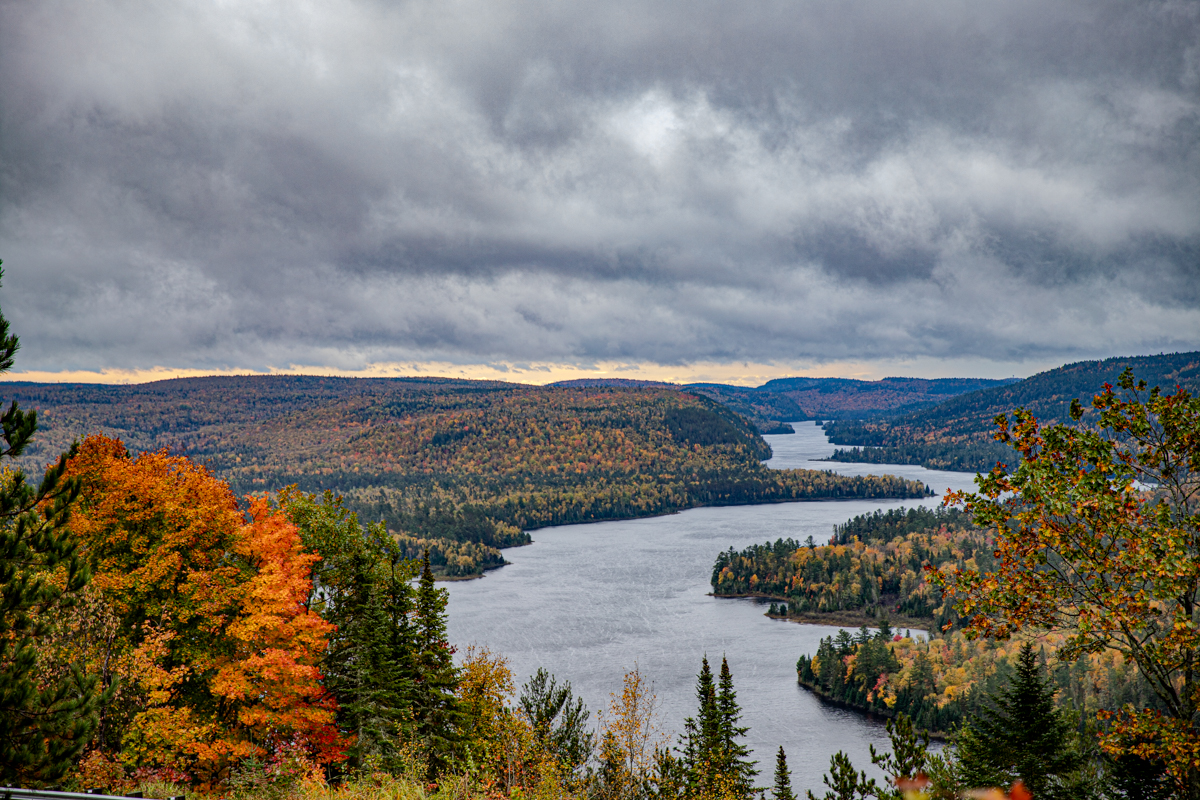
[{"left": 445, "top": 422, "right": 979, "bottom": 793}]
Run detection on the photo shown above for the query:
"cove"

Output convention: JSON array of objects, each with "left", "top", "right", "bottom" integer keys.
[{"left": 445, "top": 422, "right": 979, "bottom": 793}]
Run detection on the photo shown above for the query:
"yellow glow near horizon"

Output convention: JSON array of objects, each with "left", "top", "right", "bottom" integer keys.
[{"left": 0, "top": 356, "right": 1037, "bottom": 387}]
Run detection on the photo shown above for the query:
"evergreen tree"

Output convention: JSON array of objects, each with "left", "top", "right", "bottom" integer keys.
[
  {"left": 807, "top": 751, "right": 879, "bottom": 800},
  {"left": 679, "top": 656, "right": 756, "bottom": 799},
  {"left": 282, "top": 490, "right": 424, "bottom": 773},
  {"left": 519, "top": 667, "right": 594, "bottom": 778},
  {"left": 680, "top": 656, "right": 720, "bottom": 797},
  {"left": 773, "top": 747, "right": 796, "bottom": 800},
  {"left": 413, "top": 550, "right": 464, "bottom": 776},
  {"left": 716, "top": 656, "right": 757, "bottom": 796},
  {"left": 868, "top": 714, "right": 935, "bottom": 800},
  {"left": 0, "top": 262, "right": 103, "bottom": 785},
  {"left": 954, "top": 642, "right": 1084, "bottom": 799},
  {"left": 323, "top": 546, "right": 405, "bottom": 770},
  {"left": 809, "top": 713, "right": 949, "bottom": 800}
]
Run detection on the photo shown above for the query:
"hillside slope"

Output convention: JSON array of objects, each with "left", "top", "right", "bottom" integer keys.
[
  {"left": 824, "top": 352, "right": 1200, "bottom": 472},
  {"left": 5, "top": 376, "right": 931, "bottom": 576}
]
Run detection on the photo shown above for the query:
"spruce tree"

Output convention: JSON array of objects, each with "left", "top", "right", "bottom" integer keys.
[
  {"left": 282, "top": 491, "right": 423, "bottom": 774},
  {"left": 680, "top": 656, "right": 720, "bottom": 797},
  {"left": 321, "top": 545, "right": 397, "bottom": 770},
  {"left": 0, "top": 261, "right": 101, "bottom": 785},
  {"left": 773, "top": 747, "right": 795, "bottom": 800},
  {"left": 716, "top": 656, "right": 757, "bottom": 796},
  {"left": 954, "top": 642, "right": 1083, "bottom": 799},
  {"left": 413, "top": 550, "right": 463, "bottom": 777}
]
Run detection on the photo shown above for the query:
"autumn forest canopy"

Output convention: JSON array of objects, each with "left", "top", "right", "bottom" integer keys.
[{"left": 7, "top": 376, "right": 929, "bottom": 577}]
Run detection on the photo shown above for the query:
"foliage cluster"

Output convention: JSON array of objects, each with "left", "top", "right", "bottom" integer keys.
[
  {"left": 711, "top": 508, "right": 985, "bottom": 622},
  {"left": 37, "top": 438, "right": 348, "bottom": 787},
  {"left": 796, "top": 624, "right": 1164, "bottom": 741},
  {"left": 934, "top": 370, "right": 1200, "bottom": 797}
]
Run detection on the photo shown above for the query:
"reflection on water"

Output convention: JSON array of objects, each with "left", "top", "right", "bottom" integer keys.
[{"left": 445, "top": 422, "right": 975, "bottom": 792}]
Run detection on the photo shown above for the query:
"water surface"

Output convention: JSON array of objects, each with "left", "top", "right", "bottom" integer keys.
[{"left": 446, "top": 422, "right": 978, "bottom": 792}]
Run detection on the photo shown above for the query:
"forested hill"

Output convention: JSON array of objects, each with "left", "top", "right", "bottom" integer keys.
[
  {"left": 548, "top": 377, "right": 799, "bottom": 434},
  {"left": 4, "top": 376, "right": 930, "bottom": 576},
  {"left": 825, "top": 351, "right": 1200, "bottom": 472}
]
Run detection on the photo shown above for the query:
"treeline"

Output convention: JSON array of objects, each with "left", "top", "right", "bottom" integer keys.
[
  {"left": 352, "top": 466, "right": 931, "bottom": 534},
  {"left": 824, "top": 441, "right": 1013, "bottom": 473},
  {"left": 12, "top": 377, "right": 930, "bottom": 576},
  {"left": 689, "top": 376, "right": 1015, "bottom": 424},
  {"left": 711, "top": 507, "right": 984, "bottom": 622}
]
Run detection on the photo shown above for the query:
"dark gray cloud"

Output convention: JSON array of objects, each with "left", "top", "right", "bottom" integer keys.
[{"left": 1, "top": 0, "right": 1197, "bottom": 375}]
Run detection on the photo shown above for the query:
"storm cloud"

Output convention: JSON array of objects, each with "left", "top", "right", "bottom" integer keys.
[{"left": 1, "top": 0, "right": 1197, "bottom": 376}]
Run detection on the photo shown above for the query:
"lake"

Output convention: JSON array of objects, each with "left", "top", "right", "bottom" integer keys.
[{"left": 445, "top": 422, "right": 980, "bottom": 793}]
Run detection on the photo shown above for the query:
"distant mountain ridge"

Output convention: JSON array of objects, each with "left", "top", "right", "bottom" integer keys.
[
  {"left": 547, "top": 375, "right": 1020, "bottom": 435},
  {"left": 824, "top": 351, "right": 1200, "bottom": 472}
]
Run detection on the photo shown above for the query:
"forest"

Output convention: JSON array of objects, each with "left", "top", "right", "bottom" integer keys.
[
  {"left": 8, "top": 377, "right": 930, "bottom": 577},
  {"left": 710, "top": 507, "right": 986, "bottom": 625},
  {"left": 823, "top": 351, "right": 1200, "bottom": 472},
  {"left": 5, "top": 430, "right": 1182, "bottom": 800},
  {"left": 795, "top": 624, "right": 1167, "bottom": 742}
]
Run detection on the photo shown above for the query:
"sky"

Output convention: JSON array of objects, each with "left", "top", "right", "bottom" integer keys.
[{"left": 1, "top": 0, "right": 1197, "bottom": 386}]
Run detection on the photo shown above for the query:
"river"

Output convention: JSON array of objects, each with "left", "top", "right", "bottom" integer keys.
[{"left": 445, "top": 422, "right": 981, "bottom": 793}]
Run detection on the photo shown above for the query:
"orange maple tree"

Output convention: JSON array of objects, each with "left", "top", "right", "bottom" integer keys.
[{"left": 58, "top": 436, "right": 344, "bottom": 784}]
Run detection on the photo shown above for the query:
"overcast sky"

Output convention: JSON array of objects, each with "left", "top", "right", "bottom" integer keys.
[{"left": 1, "top": 0, "right": 1197, "bottom": 385}]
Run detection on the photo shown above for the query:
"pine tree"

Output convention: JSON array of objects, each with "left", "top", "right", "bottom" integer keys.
[
  {"left": 773, "top": 747, "right": 795, "bottom": 800},
  {"left": 519, "top": 667, "right": 594, "bottom": 778},
  {"left": 868, "top": 714, "right": 934, "bottom": 800},
  {"left": 0, "top": 261, "right": 103, "bottom": 785},
  {"left": 954, "top": 642, "right": 1083, "bottom": 799}
]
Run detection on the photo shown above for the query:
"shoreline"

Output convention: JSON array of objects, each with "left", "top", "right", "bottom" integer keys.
[
  {"left": 796, "top": 678, "right": 950, "bottom": 741},
  {"left": 710, "top": 593, "right": 934, "bottom": 631},
  {"left": 521, "top": 484, "right": 935, "bottom": 534}
]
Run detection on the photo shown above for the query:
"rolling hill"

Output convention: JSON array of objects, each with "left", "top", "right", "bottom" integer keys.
[{"left": 823, "top": 351, "right": 1200, "bottom": 472}]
